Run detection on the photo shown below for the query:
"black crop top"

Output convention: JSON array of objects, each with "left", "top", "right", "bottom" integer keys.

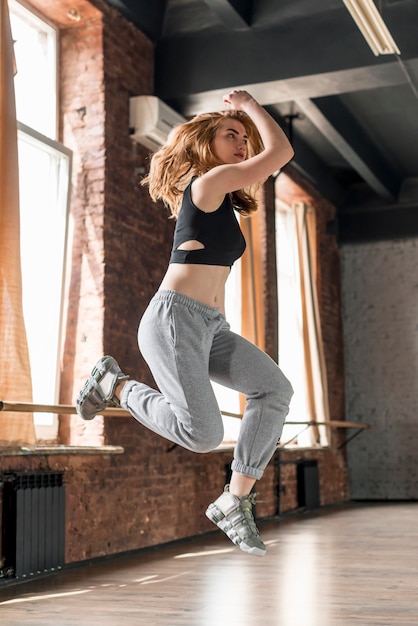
[{"left": 169, "top": 180, "right": 246, "bottom": 267}]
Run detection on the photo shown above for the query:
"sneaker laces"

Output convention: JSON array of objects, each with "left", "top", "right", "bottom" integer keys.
[{"left": 239, "top": 493, "right": 260, "bottom": 537}]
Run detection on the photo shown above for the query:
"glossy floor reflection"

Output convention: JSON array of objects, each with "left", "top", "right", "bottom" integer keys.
[{"left": 1, "top": 502, "right": 418, "bottom": 625}]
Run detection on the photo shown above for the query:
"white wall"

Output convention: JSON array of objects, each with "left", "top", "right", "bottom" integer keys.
[{"left": 341, "top": 238, "right": 418, "bottom": 499}]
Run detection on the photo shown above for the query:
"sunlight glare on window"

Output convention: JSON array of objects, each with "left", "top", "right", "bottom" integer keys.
[
  {"left": 10, "top": 1, "right": 71, "bottom": 436},
  {"left": 10, "top": 0, "right": 57, "bottom": 139},
  {"left": 18, "top": 132, "right": 70, "bottom": 426},
  {"left": 276, "top": 202, "right": 314, "bottom": 447}
]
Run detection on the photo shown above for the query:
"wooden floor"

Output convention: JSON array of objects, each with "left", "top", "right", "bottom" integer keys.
[{"left": 1, "top": 502, "right": 418, "bottom": 625}]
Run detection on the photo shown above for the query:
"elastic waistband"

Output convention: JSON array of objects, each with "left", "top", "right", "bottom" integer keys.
[{"left": 152, "top": 290, "right": 221, "bottom": 318}]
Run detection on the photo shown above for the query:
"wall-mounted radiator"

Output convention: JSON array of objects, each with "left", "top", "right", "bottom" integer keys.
[{"left": 1, "top": 472, "right": 65, "bottom": 579}]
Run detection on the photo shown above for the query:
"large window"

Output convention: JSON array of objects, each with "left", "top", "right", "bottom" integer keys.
[
  {"left": 10, "top": 1, "right": 71, "bottom": 439},
  {"left": 213, "top": 195, "right": 330, "bottom": 450},
  {"left": 276, "top": 200, "right": 329, "bottom": 447}
]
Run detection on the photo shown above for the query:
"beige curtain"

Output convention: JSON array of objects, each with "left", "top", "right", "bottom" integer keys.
[
  {"left": 240, "top": 211, "right": 266, "bottom": 416},
  {"left": 295, "top": 202, "right": 330, "bottom": 445},
  {"left": 241, "top": 212, "right": 265, "bottom": 350},
  {"left": 0, "top": 0, "right": 35, "bottom": 446}
]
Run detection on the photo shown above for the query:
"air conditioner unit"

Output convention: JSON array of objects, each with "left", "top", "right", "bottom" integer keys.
[{"left": 129, "top": 95, "right": 186, "bottom": 152}]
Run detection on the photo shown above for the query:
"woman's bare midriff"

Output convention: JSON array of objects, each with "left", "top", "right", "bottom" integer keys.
[{"left": 159, "top": 263, "right": 230, "bottom": 312}]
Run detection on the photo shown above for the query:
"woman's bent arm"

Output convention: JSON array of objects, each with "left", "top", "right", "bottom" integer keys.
[{"left": 194, "top": 90, "right": 294, "bottom": 204}]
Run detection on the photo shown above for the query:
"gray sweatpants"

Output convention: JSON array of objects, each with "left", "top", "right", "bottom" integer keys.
[{"left": 120, "top": 290, "right": 293, "bottom": 480}]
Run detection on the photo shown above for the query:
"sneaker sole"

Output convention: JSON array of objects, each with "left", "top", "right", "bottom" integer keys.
[
  {"left": 239, "top": 541, "right": 266, "bottom": 557},
  {"left": 205, "top": 506, "right": 267, "bottom": 557},
  {"left": 76, "top": 356, "right": 126, "bottom": 420}
]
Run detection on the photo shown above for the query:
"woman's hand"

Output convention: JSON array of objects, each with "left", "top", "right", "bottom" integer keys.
[
  {"left": 194, "top": 88, "right": 294, "bottom": 201},
  {"left": 223, "top": 89, "right": 257, "bottom": 111},
  {"left": 222, "top": 89, "right": 294, "bottom": 169}
]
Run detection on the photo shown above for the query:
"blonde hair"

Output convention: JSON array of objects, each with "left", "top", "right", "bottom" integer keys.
[{"left": 141, "top": 110, "right": 265, "bottom": 218}]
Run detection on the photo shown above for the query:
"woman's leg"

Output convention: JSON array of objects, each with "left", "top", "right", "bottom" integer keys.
[
  {"left": 209, "top": 319, "right": 294, "bottom": 480},
  {"left": 120, "top": 291, "right": 225, "bottom": 452},
  {"left": 205, "top": 319, "right": 293, "bottom": 556}
]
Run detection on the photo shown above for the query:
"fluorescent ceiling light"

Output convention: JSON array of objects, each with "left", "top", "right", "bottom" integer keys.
[{"left": 342, "top": 0, "right": 401, "bottom": 56}]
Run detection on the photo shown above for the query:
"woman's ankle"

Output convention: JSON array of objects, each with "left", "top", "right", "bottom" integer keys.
[{"left": 229, "top": 472, "right": 256, "bottom": 498}]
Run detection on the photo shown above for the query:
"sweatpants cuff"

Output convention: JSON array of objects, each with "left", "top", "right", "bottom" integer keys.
[
  {"left": 120, "top": 379, "right": 140, "bottom": 409},
  {"left": 231, "top": 460, "right": 263, "bottom": 481}
]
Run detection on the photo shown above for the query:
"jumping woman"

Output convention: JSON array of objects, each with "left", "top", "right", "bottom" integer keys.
[{"left": 77, "top": 90, "right": 294, "bottom": 556}]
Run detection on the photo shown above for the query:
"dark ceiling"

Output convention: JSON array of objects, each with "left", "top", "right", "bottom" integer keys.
[{"left": 104, "top": 0, "right": 418, "bottom": 243}]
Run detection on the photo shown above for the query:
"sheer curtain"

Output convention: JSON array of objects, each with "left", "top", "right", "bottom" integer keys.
[
  {"left": 277, "top": 201, "right": 329, "bottom": 447},
  {"left": 0, "top": 0, "right": 35, "bottom": 445},
  {"left": 296, "top": 202, "right": 330, "bottom": 444}
]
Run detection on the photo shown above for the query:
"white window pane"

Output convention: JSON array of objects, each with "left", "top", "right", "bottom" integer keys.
[
  {"left": 10, "top": 1, "right": 68, "bottom": 440},
  {"left": 10, "top": 1, "right": 57, "bottom": 139},
  {"left": 18, "top": 127, "right": 71, "bottom": 430}
]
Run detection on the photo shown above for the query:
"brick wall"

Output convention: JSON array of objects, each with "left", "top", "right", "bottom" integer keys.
[
  {"left": 58, "top": 3, "right": 106, "bottom": 446},
  {"left": 342, "top": 238, "right": 418, "bottom": 499},
  {"left": 1, "top": 0, "right": 349, "bottom": 567}
]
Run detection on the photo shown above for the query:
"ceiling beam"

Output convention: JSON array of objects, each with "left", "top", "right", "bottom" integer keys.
[
  {"left": 158, "top": 60, "right": 418, "bottom": 116},
  {"left": 203, "top": 0, "right": 252, "bottom": 29},
  {"left": 294, "top": 97, "right": 400, "bottom": 199},
  {"left": 302, "top": 97, "right": 401, "bottom": 200},
  {"left": 155, "top": 2, "right": 418, "bottom": 102}
]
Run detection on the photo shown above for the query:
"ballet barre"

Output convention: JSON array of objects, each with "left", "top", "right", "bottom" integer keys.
[
  {"left": 0, "top": 400, "right": 130, "bottom": 417},
  {"left": 0, "top": 401, "right": 373, "bottom": 428},
  {"left": 0, "top": 401, "right": 372, "bottom": 446}
]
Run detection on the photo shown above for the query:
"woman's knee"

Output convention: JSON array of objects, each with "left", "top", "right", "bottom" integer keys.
[
  {"left": 267, "top": 368, "right": 294, "bottom": 408},
  {"left": 187, "top": 420, "right": 224, "bottom": 453},
  {"left": 279, "top": 370, "right": 294, "bottom": 403}
]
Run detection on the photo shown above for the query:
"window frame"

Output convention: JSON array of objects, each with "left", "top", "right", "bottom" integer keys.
[
  {"left": 10, "top": 0, "right": 72, "bottom": 442},
  {"left": 10, "top": 0, "right": 59, "bottom": 141},
  {"left": 17, "top": 122, "right": 72, "bottom": 441}
]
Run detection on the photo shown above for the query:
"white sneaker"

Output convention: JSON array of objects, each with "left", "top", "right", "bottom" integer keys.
[
  {"left": 205, "top": 485, "right": 266, "bottom": 556},
  {"left": 76, "top": 356, "right": 128, "bottom": 420}
]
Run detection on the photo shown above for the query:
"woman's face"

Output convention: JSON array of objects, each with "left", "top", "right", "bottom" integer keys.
[{"left": 211, "top": 118, "right": 248, "bottom": 164}]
